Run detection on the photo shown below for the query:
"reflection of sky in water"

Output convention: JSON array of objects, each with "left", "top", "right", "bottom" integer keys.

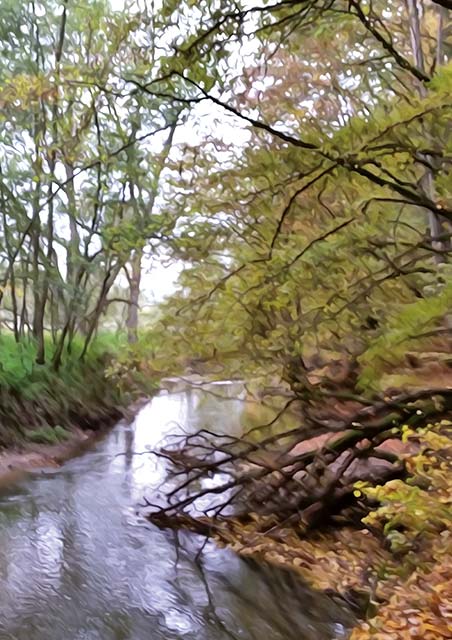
[
  {"left": 0, "top": 384, "right": 351, "bottom": 640},
  {"left": 112, "top": 386, "right": 248, "bottom": 504}
]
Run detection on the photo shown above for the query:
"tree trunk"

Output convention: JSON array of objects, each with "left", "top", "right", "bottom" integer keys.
[
  {"left": 19, "top": 252, "right": 30, "bottom": 339},
  {"left": 124, "top": 116, "right": 180, "bottom": 345},
  {"left": 64, "top": 163, "right": 82, "bottom": 287},
  {"left": 31, "top": 182, "right": 46, "bottom": 364},
  {"left": 126, "top": 248, "right": 142, "bottom": 344},
  {"left": 406, "top": 0, "right": 449, "bottom": 259},
  {"left": 80, "top": 262, "right": 122, "bottom": 360}
]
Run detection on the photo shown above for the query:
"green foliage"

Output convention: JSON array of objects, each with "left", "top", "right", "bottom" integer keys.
[
  {"left": 0, "top": 335, "right": 35, "bottom": 387},
  {"left": 0, "top": 333, "right": 123, "bottom": 391},
  {"left": 358, "top": 278, "right": 452, "bottom": 390},
  {"left": 0, "top": 333, "right": 127, "bottom": 447},
  {"left": 152, "top": 54, "right": 452, "bottom": 394},
  {"left": 25, "top": 424, "right": 70, "bottom": 445},
  {"left": 105, "top": 330, "right": 164, "bottom": 395},
  {"left": 356, "top": 422, "right": 452, "bottom": 556}
]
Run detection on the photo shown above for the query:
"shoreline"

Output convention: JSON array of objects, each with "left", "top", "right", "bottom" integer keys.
[
  {"left": 0, "top": 392, "right": 152, "bottom": 488},
  {"left": 0, "top": 395, "right": 150, "bottom": 488},
  {"left": 0, "top": 426, "right": 111, "bottom": 488}
]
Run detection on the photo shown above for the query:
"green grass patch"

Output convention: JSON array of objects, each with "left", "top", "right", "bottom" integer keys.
[
  {"left": 0, "top": 332, "right": 127, "bottom": 448},
  {"left": 25, "top": 425, "right": 70, "bottom": 445}
]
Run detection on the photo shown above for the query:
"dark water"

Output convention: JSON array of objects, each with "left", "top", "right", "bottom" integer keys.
[{"left": 0, "top": 383, "right": 352, "bottom": 640}]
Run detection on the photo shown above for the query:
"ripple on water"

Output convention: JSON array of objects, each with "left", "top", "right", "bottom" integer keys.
[{"left": 0, "top": 385, "right": 354, "bottom": 640}]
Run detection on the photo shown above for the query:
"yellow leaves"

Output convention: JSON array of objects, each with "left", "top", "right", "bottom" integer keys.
[
  {"left": 218, "top": 521, "right": 390, "bottom": 599},
  {"left": 351, "top": 558, "right": 452, "bottom": 639},
  {"left": 349, "top": 422, "right": 452, "bottom": 639},
  {"left": 0, "top": 73, "right": 57, "bottom": 110}
]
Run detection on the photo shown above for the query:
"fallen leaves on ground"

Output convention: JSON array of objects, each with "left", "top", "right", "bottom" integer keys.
[{"left": 212, "top": 421, "right": 452, "bottom": 640}]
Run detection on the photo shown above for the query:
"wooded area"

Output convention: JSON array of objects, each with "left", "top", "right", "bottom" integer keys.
[{"left": 0, "top": 1, "right": 451, "bottom": 638}]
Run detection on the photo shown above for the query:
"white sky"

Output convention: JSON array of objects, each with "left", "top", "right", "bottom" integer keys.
[{"left": 140, "top": 257, "right": 182, "bottom": 302}]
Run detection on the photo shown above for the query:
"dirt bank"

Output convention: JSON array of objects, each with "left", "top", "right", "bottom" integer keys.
[
  {"left": 0, "top": 395, "right": 150, "bottom": 488},
  {"left": 0, "top": 427, "right": 107, "bottom": 487}
]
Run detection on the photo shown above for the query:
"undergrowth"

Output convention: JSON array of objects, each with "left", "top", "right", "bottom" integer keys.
[
  {"left": 351, "top": 421, "right": 452, "bottom": 639},
  {"left": 0, "top": 332, "right": 144, "bottom": 448}
]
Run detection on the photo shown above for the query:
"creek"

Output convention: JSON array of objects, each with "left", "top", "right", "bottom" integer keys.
[{"left": 0, "top": 382, "right": 353, "bottom": 639}]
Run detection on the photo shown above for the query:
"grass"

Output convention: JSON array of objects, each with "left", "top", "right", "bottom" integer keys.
[
  {"left": 0, "top": 332, "right": 124, "bottom": 386},
  {"left": 0, "top": 332, "right": 128, "bottom": 448},
  {"left": 25, "top": 425, "right": 70, "bottom": 444}
]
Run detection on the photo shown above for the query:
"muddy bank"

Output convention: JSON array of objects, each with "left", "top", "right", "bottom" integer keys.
[
  {"left": 0, "top": 416, "right": 122, "bottom": 487},
  {"left": 0, "top": 428, "right": 97, "bottom": 485},
  {"left": 0, "top": 394, "right": 152, "bottom": 487}
]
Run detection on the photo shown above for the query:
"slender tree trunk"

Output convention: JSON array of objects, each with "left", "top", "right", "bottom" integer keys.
[
  {"left": 19, "top": 252, "right": 30, "bottom": 339},
  {"left": 406, "top": 0, "right": 448, "bottom": 259},
  {"left": 0, "top": 176, "right": 19, "bottom": 342},
  {"left": 30, "top": 3, "right": 49, "bottom": 365},
  {"left": 9, "top": 264, "right": 19, "bottom": 342},
  {"left": 126, "top": 248, "right": 142, "bottom": 344},
  {"left": 52, "top": 268, "right": 87, "bottom": 370},
  {"left": 52, "top": 319, "right": 70, "bottom": 371},
  {"left": 64, "top": 163, "right": 82, "bottom": 287},
  {"left": 406, "top": 0, "right": 425, "bottom": 72},
  {"left": 31, "top": 179, "right": 46, "bottom": 364},
  {"left": 80, "top": 262, "right": 122, "bottom": 360},
  {"left": 124, "top": 117, "right": 180, "bottom": 344}
]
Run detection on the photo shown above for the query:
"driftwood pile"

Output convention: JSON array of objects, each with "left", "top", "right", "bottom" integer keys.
[{"left": 147, "top": 387, "right": 452, "bottom": 538}]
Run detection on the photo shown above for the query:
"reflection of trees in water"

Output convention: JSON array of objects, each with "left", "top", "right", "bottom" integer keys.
[
  {"left": 162, "top": 526, "right": 349, "bottom": 640},
  {"left": 123, "top": 426, "right": 135, "bottom": 471},
  {"left": 59, "top": 474, "right": 88, "bottom": 592},
  {"left": 0, "top": 391, "right": 350, "bottom": 640},
  {"left": 194, "top": 556, "right": 350, "bottom": 640},
  {"left": 106, "top": 611, "right": 132, "bottom": 640},
  {"left": 186, "top": 387, "right": 196, "bottom": 414},
  {"left": 184, "top": 382, "right": 294, "bottom": 442},
  {"left": 194, "top": 556, "right": 243, "bottom": 640},
  {"left": 187, "top": 386, "right": 246, "bottom": 437}
]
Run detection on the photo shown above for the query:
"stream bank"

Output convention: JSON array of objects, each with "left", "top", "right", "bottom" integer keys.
[
  {"left": 180, "top": 420, "right": 452, "bottom": 640},
  {"left": 2, "top": 374, "right": 449, "bottom": 639},
  {"left": 0, "top": 422, "right": 117, "bottom": 487},
  {"left": 0, "top": 371, "right": 124, "bottom": 484},
  {"left": 0, "top": 335, "right": 139, "bottom": 463},
  {"left": 210, "top": 507, "right": 451, "bottom": 639}
]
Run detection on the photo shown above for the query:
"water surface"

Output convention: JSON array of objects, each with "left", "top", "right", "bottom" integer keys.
[{"left": 0, "top": 383, "right": 352, "bottom": 639}]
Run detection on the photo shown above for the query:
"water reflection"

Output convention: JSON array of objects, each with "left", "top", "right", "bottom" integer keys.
[{"left": 0, "top": 383, "right": 352, "bottom": 639}]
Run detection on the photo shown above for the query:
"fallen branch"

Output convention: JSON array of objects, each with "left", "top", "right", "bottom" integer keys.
[{"left": 146, "top": 388, "right": 452, "bottom": 539}]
